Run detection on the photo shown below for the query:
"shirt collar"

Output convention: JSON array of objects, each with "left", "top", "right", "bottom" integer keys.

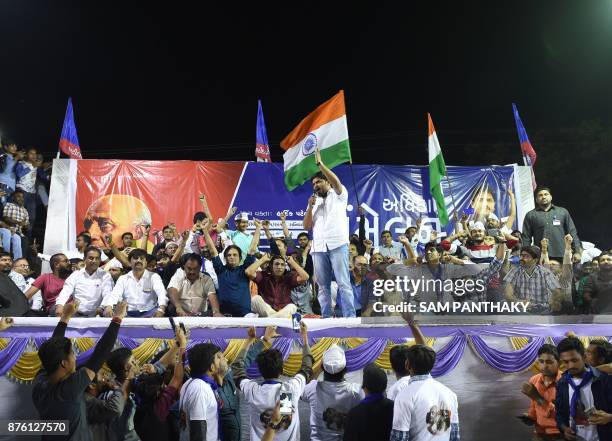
[
  {"left": 538, "top": 371, "right": 562, "bottom": 386},
  {"left": 535, "top": 203, "right": 556, "bottom": 212},
  {"left": 409, "top": 374, "right": 431, "bottom": 384}
]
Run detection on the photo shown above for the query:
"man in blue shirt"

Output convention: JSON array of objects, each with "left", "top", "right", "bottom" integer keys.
[
  {"left": 0, "top": 141, "right": 22, "bottom": 208},
  {"left": 202, "top": 217, "right": 262, "bottom": 317}
]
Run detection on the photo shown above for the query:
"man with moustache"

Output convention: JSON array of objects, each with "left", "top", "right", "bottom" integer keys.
[
  {"left": 555, "top": 337, "right": 612, "bottom": 441},
  {"left": 504, "top": 245, "right": 563, "bottom": 314},
  {"left": 101, "top": 248, "right": 167, "bottom": 317},
  {"left": 24, "top": 254, "right": 72, "bottom": 314},
  {"left": 522, "top": 187, "right": 582, "bottom": 263},
  {"left": 303, "top": 148, "right": 355, "bottom": 318}
]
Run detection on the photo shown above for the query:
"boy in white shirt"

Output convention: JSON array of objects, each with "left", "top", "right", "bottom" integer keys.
[
  {"left": 391, "top": 345, "right": 460, "bottom": 441},
  {"left": 180, "top": 343, "right": 227, "bottom": 441},
  {"left": 301, "top": 344, "right": 363, "bottom": 441},
  {"left": 231, "top": 322, "right": 313, "bottom": 441}
]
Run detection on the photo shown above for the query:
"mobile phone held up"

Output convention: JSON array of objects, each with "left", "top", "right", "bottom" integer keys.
[{"left": 292, "top": 313, "right": 301, "bottom": 332}]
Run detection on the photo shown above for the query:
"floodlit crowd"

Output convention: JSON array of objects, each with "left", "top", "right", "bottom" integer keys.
[{"left": 1, "top": 143, "right": 611, "bottom": 319}]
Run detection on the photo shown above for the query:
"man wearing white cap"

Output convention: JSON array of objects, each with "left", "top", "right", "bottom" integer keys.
[
  {"left": 301, "top": 344, "right": 363, "bottom": 441},
  {"left": 224, "top": 211, "right": 260, "bottom": 264},
  {"left": 441, "top": 221, "right": 519, "bottom": 264}
]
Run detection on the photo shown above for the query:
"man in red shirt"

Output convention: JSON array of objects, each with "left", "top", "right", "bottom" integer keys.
[
  {"left": 245, "top": 254, "right": 308, "bottom": 317},
  {"left": 24, "top": 253, "right": 71, "bottom": 315},
  {"left": 521, "top": 344, "right": 564, "bottom": 440}
]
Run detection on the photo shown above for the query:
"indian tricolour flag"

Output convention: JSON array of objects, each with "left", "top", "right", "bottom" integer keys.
[
  {"left": 280, "top": 90, "right": 352, "bottom": 191},
  {"left": 428, "top": 114, "right": 450, "bottom": 226}
]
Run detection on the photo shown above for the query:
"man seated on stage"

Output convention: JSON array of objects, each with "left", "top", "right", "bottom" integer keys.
[
  {"left": 521, "top": 344, "right": 563, "bottom": 440},
  {"left": 33, "top": 300, "right": 128, "bottom": 440},
  {"left": 377, "top": 230, "right": 406, "bottom": 262},
  {"left": 220, "top": 211, "right": 260, "bottom": 264},
  {"left": 168, "top": 253, "right": 222, "bottom": 317},
  {"left": 1, "top": 189, "right": 28, "bottom": 259},
  {"left": 441, "top": 221, "right": 518, "bottom": 264},
  {"left": 101, "top": 248, "right": 167, "bottom": 317},
  {"left": 540, "top": 235, "right": 574, "bottom": 309},
  {"left": 504, "top": 245, "right": 563, "bottom": 314},
  {"left": 55, "top": 246, "right": 114, "bottom": 317},
  {"left": 25, "top": 253, "right": 72, "bottom": 316},
  {"left": 582, "top": 252, "right": 612, "bottom": 314},
  {"left": 202, "top": 217, "right": 262, "bottom": 317},
  {"left": 245, "top": 253, "right": 307, "bottom": 318}
]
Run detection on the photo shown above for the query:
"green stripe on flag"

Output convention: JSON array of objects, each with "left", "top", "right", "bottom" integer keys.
[
  {"left": 429, "top": 153, "right": 449, "bottom": 226},
  {"left": 284, "top": 140, "right": 351, "bottom": 191}
]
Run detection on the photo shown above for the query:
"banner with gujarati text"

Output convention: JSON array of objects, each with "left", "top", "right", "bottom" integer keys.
[{"left": 73, "top": 160, "right": 523, "bottom": 251}]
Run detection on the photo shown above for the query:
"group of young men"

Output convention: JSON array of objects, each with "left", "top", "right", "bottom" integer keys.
[{"left": 522, "top": 337, "right": 612, "bottom": 440}]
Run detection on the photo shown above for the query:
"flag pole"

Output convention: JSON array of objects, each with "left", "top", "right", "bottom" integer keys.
[
  {"left": 444, "top": 173, "right": 457, "bottom": 217},
  {"left": 348, "top": 161, "right": 361, "bottom": 209}
]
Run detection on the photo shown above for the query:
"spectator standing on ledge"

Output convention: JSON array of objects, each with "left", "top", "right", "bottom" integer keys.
[
  {"left": 521, "top": 187, "right": 582, "bottom": 263},
  {"left": 303, "top": 147, "right": 355, "bottom": 318}
]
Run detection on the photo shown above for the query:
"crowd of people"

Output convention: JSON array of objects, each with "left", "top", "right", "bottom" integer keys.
[
  {"left": 1, "top": 144, "right": 611, "bottom": 319},
  {"left": 2, "top": 308, "right": 612, "bottom": 440}
]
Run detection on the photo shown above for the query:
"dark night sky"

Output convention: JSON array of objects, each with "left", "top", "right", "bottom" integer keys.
[{"left": 2, "top": 1, "right": 612, "bottom": 163}]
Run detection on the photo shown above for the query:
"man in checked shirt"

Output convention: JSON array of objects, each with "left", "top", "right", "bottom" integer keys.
[{"left": 504, "top": 245, "right": 563, "bottom": 314}]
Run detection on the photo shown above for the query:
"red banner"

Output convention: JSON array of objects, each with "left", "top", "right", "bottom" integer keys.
[{"left": 76, "top": 160, "right": 245, "bottom": 248}]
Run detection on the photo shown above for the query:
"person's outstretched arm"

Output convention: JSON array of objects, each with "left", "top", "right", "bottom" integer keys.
[{"left": 82, "top": 302, "right": 128, "bottom": 380}]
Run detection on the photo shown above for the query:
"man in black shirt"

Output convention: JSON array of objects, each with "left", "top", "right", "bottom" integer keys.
[
  {"left": 521, "top": 186, "right": 582, "bottom": 262},
  {"left": 32, "top": 300, "right": 128, "bottom": 441},
  {"left": 343, "top": 364, "right": 394, "bottom": 441}
]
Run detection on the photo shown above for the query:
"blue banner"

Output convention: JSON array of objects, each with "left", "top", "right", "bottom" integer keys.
[{"left": 230, "top": 163, "right": 521, "bottom": 250}]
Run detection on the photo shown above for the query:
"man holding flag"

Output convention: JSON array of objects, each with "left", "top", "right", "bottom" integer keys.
[
  {"left": 283, "top": 91, "right": 354, "bottom": 317},
  {"left": 302, "top": 148, "right": 355, "bottom": 317}
]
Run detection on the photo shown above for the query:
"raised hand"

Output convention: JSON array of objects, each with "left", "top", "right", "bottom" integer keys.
[
  {"left": 299, "top": 320, "right": 308, "bottom": 344},
  {"left": 358, "top": 205, "right": 365, "bottom": 215},
  {"left": 564, "top": 234, "right": 573, "bottom": 248},
  {"left": 0, "top": 317, "right": 14, "bottom": 331},
  {"left": 261, "top": 253, "right": 272, "bottom": 263},
  {"left": 264, "top": 326, "right": 280, "bottom": 343},
  {"left": 315, "top": 147, "right": 322, "bottom": 165},
  {"left": 181, "top": 230, "right": 190, "bottom": 242},
  {"left": 540, "top": 238, "right": 549, "bottom": 250},
  {"left": 262, "top": 220, "right": 270, "bottom": 229},
  {"left": 175, "top": 325, "right": 188, "bottom": 349},
  {"left": 62, "top": 300, "right": 81, "bottom": 320},
  {"left": 247, "top": 326, "right": 257, "bottom": 340},
  {"left": 308, "top": 195, "right": 317, "bottom": 208},
  {"left": 199, "top": 194, "right": 206, "bottom": 202},
  {"left": 229, "top": 207, "right": 237, "bottom": 216},
  {"left": 253, "top": 219, "right": 262, "bottom": 229},
  {"left": 114, "top": 301, "right": 128, "bottom": 319},
  {"left": 363, "top": 239, "right": 373, "bottom": 249},
  {"left": 398, "top": 235, "right": 410, "bottom": 245},
  {"left": 280, "top": 212, "right": 286, "bottom": 221}
]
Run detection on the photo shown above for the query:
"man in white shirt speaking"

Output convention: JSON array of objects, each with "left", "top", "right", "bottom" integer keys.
[
  {"left": 102, "top": 248, "right": 167, "bottom": 317},
  {"left": 302, "top": 148, "right": 355, "bottom": 318},
  {"left": 55, "top": 246, "right": 113, "bottom": 317}
]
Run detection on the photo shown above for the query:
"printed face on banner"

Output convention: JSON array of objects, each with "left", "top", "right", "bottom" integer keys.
[
  {"left": 83, "top": 194, "right": 152, "bottom": 247},
  {"left": 75, "top": 160, "right": 245, "bottom": 250}
]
